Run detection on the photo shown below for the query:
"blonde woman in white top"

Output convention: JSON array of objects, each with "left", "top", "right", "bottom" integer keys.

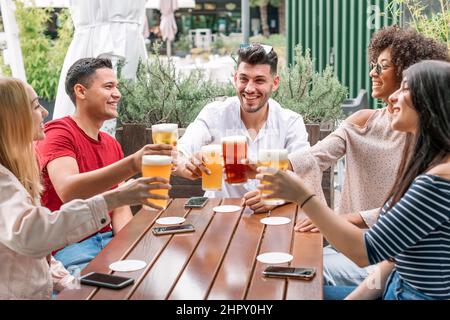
[{"left": 0, "top": 77, "right": 170, "bottom": 299}]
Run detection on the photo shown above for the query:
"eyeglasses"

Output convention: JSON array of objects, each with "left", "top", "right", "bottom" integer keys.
[
  {"left": 240, "top": 43, "right": 273, "bottom": 55},
  {"left": 370, "top": 62, "right": 383, "bottom": 75},
  {"left": 370, "top": 62, "right": 392, "bottom": 76}
]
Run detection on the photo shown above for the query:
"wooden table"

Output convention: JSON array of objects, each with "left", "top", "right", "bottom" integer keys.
[{"left": 58, "top": 198, "right": 323, "bottom": 300}]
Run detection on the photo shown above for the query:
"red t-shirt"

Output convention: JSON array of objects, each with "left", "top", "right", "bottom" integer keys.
[{"left": 36, "top": 116, "right": 124, "bottom": 238}]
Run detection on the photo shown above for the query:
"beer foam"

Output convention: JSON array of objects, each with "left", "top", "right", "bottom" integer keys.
[
  {"left": 151, "top": 123, "right": 178, "bottom": 133},
  {"left": 221, "top": 135, "right": 247, "bottom": 143},
  {"left": 201, "top": 144, "right": 222, "bottom": 153},
  {"left": 258, "top": 149, "right": 288, "bottom": 162},
  {"left": 142, "top": 155, "right": 172, "bottom": 166}
]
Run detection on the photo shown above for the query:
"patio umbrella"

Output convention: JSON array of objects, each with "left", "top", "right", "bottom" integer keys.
[
  {"left": 52, "top": 0, "right": 148, "bottom": 136},
  {"left": 159, "top": 0, "right": 178, "bottom": 57}
]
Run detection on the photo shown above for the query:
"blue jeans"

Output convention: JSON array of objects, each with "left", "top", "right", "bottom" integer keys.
[
  {"left": 54, "top": 231, "right": 113, "bottom": 271},
  {"left": 323, "top": 245, "right": 374, "bottom": 286},
  {"left": 383, "top": 270, "right": 434, "bottom": 300},
  {"left": 324, "top": 269, "right": 436, "bottom": 300},
  {"left": 324, "top": 285, "right": 356, "bottom": 300}
]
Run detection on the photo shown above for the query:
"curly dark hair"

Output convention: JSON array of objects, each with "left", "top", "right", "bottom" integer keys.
[{"left": 369, "top": 25, "right": 450, "bottom": 80}]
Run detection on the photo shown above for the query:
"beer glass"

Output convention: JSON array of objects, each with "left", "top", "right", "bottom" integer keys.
[
  {"left": 222, "top": 136, "right": 248, "bottom": 185},
  {"left": 201, "top": 144, "right": 223, "bottom": 191},
  {"left": 151, "top": 123, "right": 178, "bottom": 146},
  {"left": 258, "top": 149, "right": 289, "bottom": 205},
  {"left": 141, "top": 155, "right": 172, "bottom": 209}
]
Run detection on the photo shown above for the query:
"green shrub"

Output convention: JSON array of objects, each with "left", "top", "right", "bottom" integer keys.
[
  {"left": 388, "top": 0, "right": 449, "bottom": 49},
  {"left": 14, "top": 1, "right": 73, "bottom": 100},
  {"left": 118, "top": 43, "right": 235, "bottom": 127},
  {"left": 273, "top": 45, "right": 347, "bottom": 124}
]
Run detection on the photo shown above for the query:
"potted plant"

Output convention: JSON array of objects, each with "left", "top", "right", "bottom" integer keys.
[{"left": 116, "top": 43, "right": 234, "bottom": 197}]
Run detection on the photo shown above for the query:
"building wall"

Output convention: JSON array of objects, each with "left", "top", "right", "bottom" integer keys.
[{"left": 287, "top": 0, "right": 401, "bottom": 109}]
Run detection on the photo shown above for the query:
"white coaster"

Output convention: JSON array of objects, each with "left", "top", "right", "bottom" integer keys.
[
  {"left": 109, "top": 259, "right": 147, "bottom": 272},
  {"left": 156, "top": 216, "right": 186, "bottom": 225},
  {"left": 260, "top": 217, "right": 291, "bottom": 226},
  {"left": 257, "top": 252, "right": 293, "bottom": 264},
  {"left": 213, "top": 205, "right": 242, "bottom": 213}
]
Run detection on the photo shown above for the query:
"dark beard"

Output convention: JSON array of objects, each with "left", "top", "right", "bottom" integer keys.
[{"left": 239, "top": 95, "right": 270, "bottom": 114}]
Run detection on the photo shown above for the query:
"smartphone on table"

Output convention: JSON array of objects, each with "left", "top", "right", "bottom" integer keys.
[
  {"left": 263, "top": 266, "right": 316, "bottom": 280},
  {"left": 80, "top": 272, "right": 134, "bottom": 289},
  {"left": 152, "top": 224, "right": 195, "bottom": 235},
  {"left": 184, "top": 196, "right": 209, "bottom": 208}
]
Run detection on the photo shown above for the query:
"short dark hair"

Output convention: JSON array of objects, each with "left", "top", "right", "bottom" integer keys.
[
  {"left": 65, "top": 57, "right": 113, "bottom": 104},
  {"left": 369, "top": 25, "right": 450, "bottom": 80},
  {"left": 237, "top": 44, "right": 278, "bottom": 75}
]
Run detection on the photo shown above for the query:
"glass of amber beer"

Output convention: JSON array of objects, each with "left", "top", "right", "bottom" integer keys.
[
  {"left": 201, "top": 145, "right": 223, "bottom": 191},
  {"left": 222, "top": 136, "right": 248, "bottom": 185},
  {"left": 141, "top": 155, "right": 172, "bottom": 209},
  {"left": 258, "top": 149, "right": 289, "bottom": 205},
  {"left": 151, "top": 123, "right": 178, "bottom": 146}
]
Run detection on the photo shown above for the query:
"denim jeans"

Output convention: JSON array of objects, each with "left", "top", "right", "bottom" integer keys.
[
  {"left": 54, "top": 231, "right": 113, "bottom": 271},
  {"left": 383, "top": 270, "right": 434, "bottom": 300}
]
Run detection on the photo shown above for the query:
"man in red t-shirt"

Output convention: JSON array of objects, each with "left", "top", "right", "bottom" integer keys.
[{"left": 36, "top": 58, "right": 173, "bottom": 270}]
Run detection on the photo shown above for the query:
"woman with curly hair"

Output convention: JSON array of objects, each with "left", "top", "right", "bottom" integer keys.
[{"left": 284, "top": 26, "right": 449, "bottom": 287}]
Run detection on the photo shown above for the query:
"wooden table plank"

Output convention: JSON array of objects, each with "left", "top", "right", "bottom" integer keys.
[
  {"left": 57, "top": 206, "right": 165, "bottom": 300},
  {"left": 207, "top": 206, "right": 265, "bottom": 300},
  {"left": 130, "top": 198, "right": 222, "bottom": 300},
  {"left": 286, "top": 210, "right": 323, "bottom": 300},
  {"left": 58, "top": 199, "right": 323, "bottom": 300},
  {"left": 245, "top": 203, "right": 298, "bottom": 300},
  {"left": 91, "top": 199, "right": 188, "bottom": 300},
  {"left": 168, "top": 198, "right": 243, "bottom": 300}
]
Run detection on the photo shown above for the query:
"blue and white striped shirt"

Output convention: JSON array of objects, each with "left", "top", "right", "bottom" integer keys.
[{"left": 365, "top": 174, "right": 450, "bottom": 299}]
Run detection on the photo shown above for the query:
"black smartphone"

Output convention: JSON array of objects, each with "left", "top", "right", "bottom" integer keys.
[
  {"left": 152, "top": 224, "right": 195, "bottom": 235},
  {"left": 80, "top": 272, "right": 134, "bottom": 289},
  {"left": 263, "top": 266, "right": 316, "bottom": 280},
  {"left": 184, "top": 197, "right": 209, "bottom": 208}
]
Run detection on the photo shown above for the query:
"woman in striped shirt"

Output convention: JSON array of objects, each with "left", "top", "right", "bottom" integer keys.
[{"left": 257, "top": 60, "right": 450, "bottom": 300}]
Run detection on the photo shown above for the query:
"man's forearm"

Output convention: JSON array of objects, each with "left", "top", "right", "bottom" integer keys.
[{"left": 58, "top": 156, "right": 137, "bottom": 202}]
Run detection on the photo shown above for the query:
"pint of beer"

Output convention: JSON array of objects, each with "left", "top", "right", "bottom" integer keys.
[
  {"left": 258, "top": 149, "right": 289, "bottom": 205},
  {"left": 201, "top": 145, "right": 223, "bottom": 191},
  {"left": 151, "top": 123, "right": 178, "bottom": 146},
  {"left": 141, "top": 155, "right": 172, "bottom": 209},
  {"left": 222, "top": 136, "right": 248, "bottom": 185}
]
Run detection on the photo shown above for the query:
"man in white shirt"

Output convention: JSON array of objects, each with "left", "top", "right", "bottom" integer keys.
[{"left": 175, "top": 44, "right": 310, "bottom": 212}]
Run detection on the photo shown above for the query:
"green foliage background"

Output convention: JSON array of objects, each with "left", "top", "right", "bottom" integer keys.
[
  {"left": 14, "top": 1, "right": 73, "bottom": 100},
  {"left": 273, "top": 45, "right": 347, "bottom": 124}
]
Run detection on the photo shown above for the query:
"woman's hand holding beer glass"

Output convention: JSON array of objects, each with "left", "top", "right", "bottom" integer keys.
[
  {"left": 242, "top": 190, "right": 275, "bottom": 214},
  {"left": 255, "top": 168, "right": 313, "bottom": 205},
  {"left": 103, "top": 176, "right": 171, "bottom": 211},
  {"left": 142, "top": 155, "right": 174, "bottom": 209}
]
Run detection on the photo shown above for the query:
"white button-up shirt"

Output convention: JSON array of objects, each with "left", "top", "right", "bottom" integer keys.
[{"left": 178, "top": 96, "right": 310, "bottom": 198}]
